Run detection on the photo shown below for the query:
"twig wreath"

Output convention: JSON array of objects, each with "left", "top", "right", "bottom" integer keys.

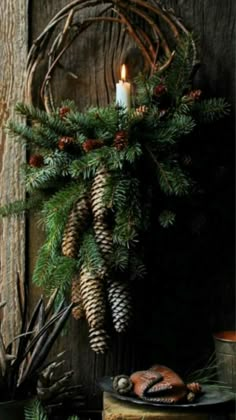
[{"left": 2, "top": 0, "right": 229, "bottom": 353}]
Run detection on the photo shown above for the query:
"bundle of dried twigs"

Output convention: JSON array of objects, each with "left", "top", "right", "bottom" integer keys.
[{"left": 25, "top": 0, "right": 196, "bottom": 112}]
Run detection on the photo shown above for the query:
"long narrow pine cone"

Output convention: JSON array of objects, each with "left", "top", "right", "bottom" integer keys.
[
  {"left": 107, "top": 279, "right": 133, "bottom": 333},
  {"left": 89, "top": 327, "right": 110, "bottom": 354},
  {"left": 79, "top": 266, "right": 106, "bottom": 329},
  {"left": 71, "top": 273, "right": 84, "bottom": 320},
  {"left": 62, "top": 198, "right": 90, "bottom": 258},
  {"left": 93, "top": 219, "right": 113, "bottom": 264},
  {"left": 90, "top": 166, "right": 109, "bottom": 221}
]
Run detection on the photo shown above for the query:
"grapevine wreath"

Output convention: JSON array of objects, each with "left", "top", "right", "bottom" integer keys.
[{"left": 1, "top": 0, "right": 229, "bottom": 353}]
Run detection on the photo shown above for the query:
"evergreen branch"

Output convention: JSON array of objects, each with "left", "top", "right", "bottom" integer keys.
[
  {"left": 193, "top": 98, "right": 230, "bottom": 123},
  {"left": 0, "top": 195, "right": 42, "bottom": 217},
  {"left": 15, "top": 102, "right": 72, "bottom": 136},
  {"left": 41, "top": 182, "right": 87, "bottom": 255},
  {"left": 32, "top": 243, "right": 55, "bottom": 287},
  {"left": 110, "top": 244, "right": 129, "bottom": 271},
  {"left": 78, "top": 230, "right": 105, "bottom": 275},
  {"left": 134, "top": 72, "right": 154, "bottom": 106},
  {"left": 112, "top": 178, "right": 142, "bottom": 245},
  {"left": 43, "top": 256, "right": 78, "bottom": 293},
  {"left": 129, "top": 251, "right": 146, "bottom": 280},
  {"left": 24, "top": 151, "right": 73, "bottom": 192},
  {"left": 165, "top": 34, "right": 195, "bottom": 100},
  {"left": 6, "top": 120, "right": 43, "bottom": 147},
  {"left": 24, "top": 400, "right": 48, "bottom": 420},
  {"left": 158, "top": 162, "right": 191, "bottom": 195},
  {"left": 69, "top": 149, "right": 104, "bottom": 179},
  {"left": 158, "top": 210, "right": 176, "bottom": 227}
]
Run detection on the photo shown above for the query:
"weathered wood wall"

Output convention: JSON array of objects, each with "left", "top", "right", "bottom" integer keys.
[
  {"left": 0, "top": 0, "right": 235, "bottom": 413},
  {"left": 0, "top": 0, "right": 27, "bottom": 345}
]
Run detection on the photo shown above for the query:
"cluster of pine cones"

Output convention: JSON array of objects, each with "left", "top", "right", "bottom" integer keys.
[{"left": 62, "top": 166, "right": 132, "bottom": 353}]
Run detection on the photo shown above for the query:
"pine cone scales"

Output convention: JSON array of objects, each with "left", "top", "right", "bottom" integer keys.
[
  {"left": 71, "top": 275, "right": 84, "bottom": 320},
  {"left": 89, "top": 327, "right": 110, "bottom": 354},
  {"left": 79, "top": 267, "right": 106, "bottom": 328},
  {"left": 62, "top": 198, "right": 89, "bottom": 258},
  {"left": 107, "top": 280, "right": 132, "bottom": 332},
  {"left": 94, "top": 220, "right": 113, "bottom": 262},
  {"left": 91, "top": 167, "right": 109, "bottom": 220}
]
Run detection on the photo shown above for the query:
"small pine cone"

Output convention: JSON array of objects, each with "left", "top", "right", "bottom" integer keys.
[
  {"left": 62, "top": 198, "right": 89, "bottom": 258},
  {"left": 107, "top": 279, "right": 132, "bottom": 333},
  {"left": 114, "top": 130, "right": 128, "bottom": 150},
  {"left": 59, "top": 106, "right": 71, "bottom": 119},
  {"left": 186, "top": 382, "right": 202, "bottom": 394},
  {"left": 189, "top": 89, "right": 202, "bottom": 101},
  {"left": 89, "top": 326, "right": 110, "bottom": 354},
  {"left": 154, "top": 83, "right": 167, "bottom": 96},
  {"left": 58, "top": 136, "right": 75, "bottom": 151},
  {"left": 90, "top": 167, "right": 109, "bottom": 220},
  {"left": 29, "top": 154, "right": 44, "bottom": 168},
  {"left": 93, "top": 220, "right": 113, "bottom": 264},
  {"left": 112, "top": 375, "right": 133, "bottom": 394},
  {"left": 79, "top": 266, "right": 106, "bottom": 329},
  {"left": 82, "top": 139, "right": 104, "bottom": 153},
  {"left": 71, "top": 274, "right": 84, "bottom": 320}
]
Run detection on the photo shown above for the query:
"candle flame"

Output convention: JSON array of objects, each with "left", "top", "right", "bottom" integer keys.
[{"left": 121, "top": 64, "right": 126, "bottom": 82}]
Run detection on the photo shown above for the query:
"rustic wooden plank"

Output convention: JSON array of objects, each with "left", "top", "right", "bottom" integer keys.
[
  {"left": 0, "top": 0, "right": 27, "bottom": 345},
  {"left": 102, "top": 392, "right": 210, "bottom": 420}
]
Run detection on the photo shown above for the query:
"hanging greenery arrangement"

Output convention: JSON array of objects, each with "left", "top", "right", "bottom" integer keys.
[{"left": 0, "top": 1, "right": 230, "bottom": 354}]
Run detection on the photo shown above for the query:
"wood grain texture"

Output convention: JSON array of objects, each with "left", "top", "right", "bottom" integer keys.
[
  {"left": 28, "top": 0, "right": 144, "bottom": 409},
  {"left": 27, "top": 0, "right": 235, "bottom": 412},
  {"left": 102, "top": 392, "right": 209, "bottom": 420},
  {"left": 0, "top": 0, "right": 27, "bottom": 345},
  {"left": 161, "top": 0, "right": 236, "bottom": 106}
]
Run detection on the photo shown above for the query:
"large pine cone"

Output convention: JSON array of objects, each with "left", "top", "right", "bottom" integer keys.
[
  {"left": 90, "top": 167, "right": 109, "bottom": 221},
  {"left": 93, "top": 219, "right": 113, "bottom": 264},
  {"left": 89, "top": 327, "right": 110, "bottom": 354},
  {"left": 62, "top": 198, "right": 90, "bottom": 258},
  {"left": 107, "top": 279, "right": 132, "bottom": 332},
  {"left": 79, "top": 266, "right": 106, "bottom": 329},
  {"left": 71, "top": 274, "right": 84, "bottom": 320}
]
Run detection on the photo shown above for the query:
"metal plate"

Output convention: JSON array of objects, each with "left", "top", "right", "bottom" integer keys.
[{"left": 98, "top": 376, "right": 235, "bottom": 408}]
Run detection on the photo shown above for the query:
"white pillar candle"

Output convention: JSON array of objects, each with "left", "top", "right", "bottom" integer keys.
[{"left": 116, "top": 64, "right": 131, "bottom": 110}]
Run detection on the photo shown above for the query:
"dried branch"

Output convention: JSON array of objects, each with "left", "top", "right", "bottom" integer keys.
[{"left": 24, "top": 0, "right": 196, "bottom": 111}]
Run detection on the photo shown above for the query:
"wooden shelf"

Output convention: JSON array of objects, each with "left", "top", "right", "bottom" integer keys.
[{"left": 102, "top": 392, "right": 235, "bottom": 420}]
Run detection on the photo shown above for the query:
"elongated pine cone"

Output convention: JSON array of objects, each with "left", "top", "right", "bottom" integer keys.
[
  {"left": 90, "top": 167, "right": 109, "bottom": 220},
  {"left": 62, "top": 198, "right": 90, "bottom": 258},
  {"left": 71, "top": 274, "right": 84, "bottom": 320},
  {"left": 107, "top": 279, "right": 132, "bottom": 332},
  {"left": 89, "top": 327, "right": 110, "bottom": 354},
  {"left": 94, "top": 220, "right": 113, "bottom": 264},
  {"left": 79, "top": 266, "right": 106, "bottom": 329}
]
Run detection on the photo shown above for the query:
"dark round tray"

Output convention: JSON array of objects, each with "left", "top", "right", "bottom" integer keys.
[{"left": 98, "top": 376, "right": 235, "bottom": 409}]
